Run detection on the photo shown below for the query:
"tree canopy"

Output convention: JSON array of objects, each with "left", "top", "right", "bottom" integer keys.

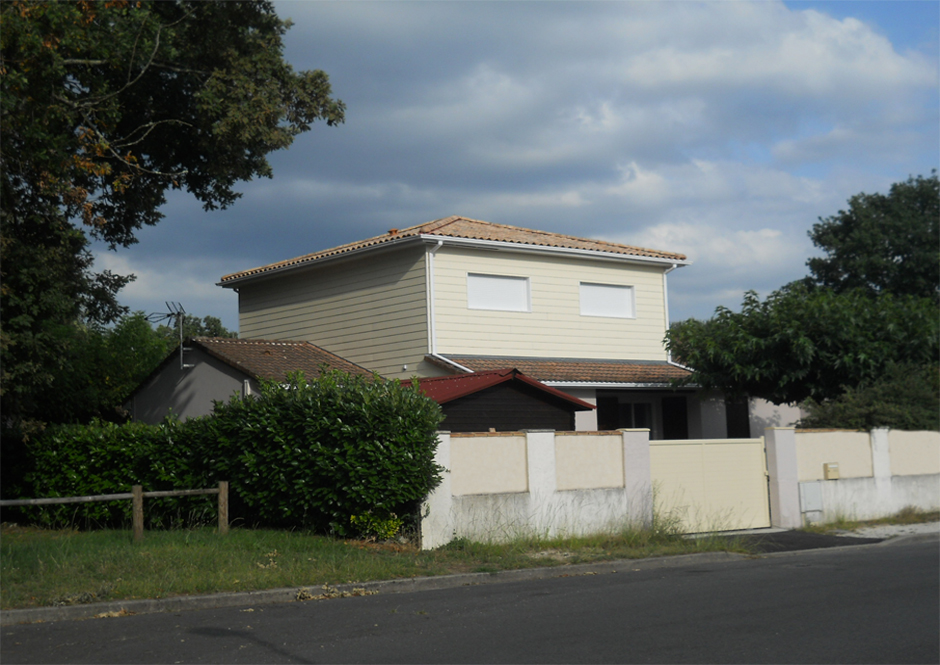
[
  {"left": 666, "top": 173, "right": 939, "bottom": 426},
  {"left": 1, "top": 1, "right": 343, "bottom": 431},
  {"left": 666, "top": 284, "right": 938, "bottom": 405},
  {"left": 805, "top": 172, "right": 938, "bottom": 301}
]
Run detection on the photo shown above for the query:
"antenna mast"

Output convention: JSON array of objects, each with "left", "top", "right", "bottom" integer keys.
[{"left": 147, "top": 302, "right": 194, "bottom": 370}]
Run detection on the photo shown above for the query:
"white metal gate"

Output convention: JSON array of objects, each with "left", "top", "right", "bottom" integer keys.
[{"left": 650, "top": 438, "right": 770, "bottom": 532}]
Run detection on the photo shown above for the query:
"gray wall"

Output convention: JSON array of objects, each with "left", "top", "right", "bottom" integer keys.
[{"left": 127, "top": 348, "right": 257, "bottom": 424}]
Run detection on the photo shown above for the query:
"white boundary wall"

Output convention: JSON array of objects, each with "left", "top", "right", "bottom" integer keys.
[
  {"left": 791, "top": 428, "right": 940, "bottom": 523},
  {"left": 421, "top": 430, "right": 652, "bottom": 549}
]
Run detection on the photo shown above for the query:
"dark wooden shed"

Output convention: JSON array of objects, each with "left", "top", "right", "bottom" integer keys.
[{"left": 407, "top": 369, "right": 595, "bottom": 432}]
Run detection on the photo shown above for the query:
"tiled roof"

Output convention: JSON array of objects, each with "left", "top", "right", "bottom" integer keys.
[
  {"left": 192, "top": 337, "right": 374, "bottom": 382},
  {"left": 403, "top": 368, "right": 595, "bottom": 409},
  {"left": 431, "top": 355, "right": 693, "bottom": 386},
  {"left": 219, "top": 216, "right": 687, "bottom": 284}
]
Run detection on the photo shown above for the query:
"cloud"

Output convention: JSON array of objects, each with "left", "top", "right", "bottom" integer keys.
[{"left": 100, "top": 1, "right": 937, "bottom": 330}]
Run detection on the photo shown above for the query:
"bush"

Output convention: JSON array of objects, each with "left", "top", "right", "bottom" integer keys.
[
  {"left": 800, "top": 363, "right": 940, "bottom": 431},
  {"left": 16, "top": 371, "right": 444, "bottom": 533},
  {"left": 192, "top": 371, "right": 444, "bottom": 533},
  {"left": 21, "top": 419, "right": 214, "bottom": 528}
]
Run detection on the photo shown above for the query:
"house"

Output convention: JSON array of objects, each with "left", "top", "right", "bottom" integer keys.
[
  {"left": 218, "top": 216, "right": 777, "bottom": 438},
  {"left": 405, "top": 368, "right": 595, "bottom": 432},
  {"left": 125, "top": 337, "right": 374, "bottom": 424}
]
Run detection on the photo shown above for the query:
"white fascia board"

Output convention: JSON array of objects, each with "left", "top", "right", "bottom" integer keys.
[
  {"left": 545, "top": 381, "right": 700, "bottom": 390},
  {"left": 418, "top": 235, "right": 690, "bottom": 269},
  {"left": 217, "top": 235, "right": 424, "bottom": 288},
  {"left": 218, "top": 232, "right": 689, "bottom": 289}
]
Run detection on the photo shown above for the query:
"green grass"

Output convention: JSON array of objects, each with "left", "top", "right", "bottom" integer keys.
[
  {"left": 0, "top": 518, "right": 750, "bottom": 610},
  {"left": 800, "top": 506, "right": 940, "bottom": 534}
]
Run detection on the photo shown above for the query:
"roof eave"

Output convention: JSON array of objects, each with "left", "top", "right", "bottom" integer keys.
[
  {"left": 218, "top": 232, "right": 689, "bottom": 288},
  {"left": 217, "top": 235, "right": 426, "bottom": 288},
  {"left": 418, "top": 234, "right": 689, "bottom": 268},
  {"left": 545, "top": 381, "right": 699, "bottom": 390}
]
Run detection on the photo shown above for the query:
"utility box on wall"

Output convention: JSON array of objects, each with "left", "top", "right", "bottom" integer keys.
[{"left": 823, "top": 462, "right": 840, "bottom": 480}]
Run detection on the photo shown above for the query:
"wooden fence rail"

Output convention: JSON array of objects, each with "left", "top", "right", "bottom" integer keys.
[{"left": 0, "top": 481, "right": 229, "bottom": 542}]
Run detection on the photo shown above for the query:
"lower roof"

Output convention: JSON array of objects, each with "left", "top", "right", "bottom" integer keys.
[
  {"left": 404, "top": 368, "right": 595, "bottom": 410},
  {"left": 428, "top": 354, "right": 693, "bottom": 387}
]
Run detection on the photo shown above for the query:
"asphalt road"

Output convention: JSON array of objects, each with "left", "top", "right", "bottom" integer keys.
[{"left": 3, "top": 538, "right": 937, "bottom": 664}]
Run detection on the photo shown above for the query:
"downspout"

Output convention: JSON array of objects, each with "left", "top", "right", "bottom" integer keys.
[
  {"left": 663, "top": 264, "right": 678, "bottom": 364},
  {"left": 427, "top": 240, "right": 444, "bottom": 355},
  {"left": 425, "top": 239, "right": 472, "bottom": 373}
]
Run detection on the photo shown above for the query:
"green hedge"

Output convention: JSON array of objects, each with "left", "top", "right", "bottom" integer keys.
[
  {"left": 18, "top": 371, "right": 444, "bottom": 533},
  {"left": 21, "top": 419, "right": 211, "bottom": 528}
]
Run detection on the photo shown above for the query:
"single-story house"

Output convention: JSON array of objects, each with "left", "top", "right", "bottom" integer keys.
[{"left": 125, "top": 337, "right": 374, "bottom": 424}]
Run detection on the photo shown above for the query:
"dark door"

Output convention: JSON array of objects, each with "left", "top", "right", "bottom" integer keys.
[{"left": 661, "top": 396, "right": 689, "bottom": 440}]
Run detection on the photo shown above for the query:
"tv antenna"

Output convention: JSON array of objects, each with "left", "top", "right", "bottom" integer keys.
[{"left": 147, "top": 302, "right": 194, "bottom": 369}]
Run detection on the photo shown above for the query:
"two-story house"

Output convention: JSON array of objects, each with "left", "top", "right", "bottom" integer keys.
[{"left": 218, "top": 216, "right": 735, "bottom": 439}]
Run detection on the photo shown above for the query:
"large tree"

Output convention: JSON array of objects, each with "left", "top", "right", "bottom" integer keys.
[
  {"left": 666, "top": 174, "right": 940, "bottom": 419},
  {"left": 805, "top": 172, "right": 938, "bottom": 301},
  {"left": 666, "top": 284, "right": 938, "bottom": 405},
  {"left": 1, "top": 1, "right": 343, "bottom": 430}
]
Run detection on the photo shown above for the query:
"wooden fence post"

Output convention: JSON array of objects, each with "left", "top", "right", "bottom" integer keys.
[
  {"left": 132, "top": 485, "right": 144, "bottom": 543},
  {"left": 218, "top": 481, "right": 229, "bottom": 535}
]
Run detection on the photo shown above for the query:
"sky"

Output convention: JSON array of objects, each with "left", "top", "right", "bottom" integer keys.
[{"left": 93, "top": 0, "right": 939, "bottom": 332}]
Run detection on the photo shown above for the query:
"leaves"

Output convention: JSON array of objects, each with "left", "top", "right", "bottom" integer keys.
[{"left": 666, "top": 284, "right": 939, "bottom": 406}]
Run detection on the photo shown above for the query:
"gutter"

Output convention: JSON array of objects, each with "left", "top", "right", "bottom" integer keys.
[
  {"left": 428, "top": 353, "right": 473, "bottom": 373},
  {"left": 427, "top": 240, "right": 444, "bottom": 354},
  {"left": 418, "top": 235, "right": 690, "bottom": 269},
  {"left": 218, "top": 234, "right": 690, "bottom": 288}
]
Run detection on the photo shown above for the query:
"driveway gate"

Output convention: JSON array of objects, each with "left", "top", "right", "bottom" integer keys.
[{"left": 649, "top": 438, "right": 771, "bottom": 532}]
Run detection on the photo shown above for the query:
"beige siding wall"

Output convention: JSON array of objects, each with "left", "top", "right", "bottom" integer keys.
[
  {"left": 555, "top": 434, "right": 624, "bottom": 490},
  {"left": 450, "top": 434, "right": 529, "bottom": 495},
  {"left": 433, "top": 248, "right": 669, "bottom": 360},
  {"left": 887, "top": 430, "right": 940, "bottom": 476},
  {"left": 796, "top": 431, "right": 874, "bottom": 481},
  {"left": 237, "top": 246, "right": 429, "bottom": 378}
]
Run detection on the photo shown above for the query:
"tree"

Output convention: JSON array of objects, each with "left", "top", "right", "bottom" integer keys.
[
  {"left": 1, "top": 1, "right": 343, "bottom": 432},
  {"left": 666, "top": 283, "right": 938, "bottom": 405},
  {"left": 665, "top": 173, "right": 940, "bottom": 426},
  {"left": 155, "top": 314, "right": 237, "bottom": 346},
  {"left": 805, "top": 172, "right": 939, "bottom": 301}
]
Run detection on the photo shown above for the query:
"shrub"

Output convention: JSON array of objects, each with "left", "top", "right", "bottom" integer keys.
[
  {"left": 21, "top": 418, "right": 213, "bottom": 528},
  {"left": 16, "top": 371, "right": 444, "bottom": 533},
  {"left": 800, "top": 363, "right": 939, "bottom": 431},
  {"left": 193, "top": 371, "right": 444, "bottom": 533}
]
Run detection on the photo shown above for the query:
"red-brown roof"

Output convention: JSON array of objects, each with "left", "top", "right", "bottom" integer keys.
[
  {"left": 191, "top": 337, "right": 374, "bottom": 382},
  {"left": 219, "top": 216, "right": 687, "bottom": 284},
  {"left": 429, "top": 355, "right": 693, "bottom": 386},
  {"left": 404, "top": 368, "right": 595, "bottom": 409}
]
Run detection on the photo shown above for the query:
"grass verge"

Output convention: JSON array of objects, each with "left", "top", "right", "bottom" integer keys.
[
  {"left": 800, "top": 506, "right": 940, "bottom": 534},
  {"left": 0, "top": 520, "right": 751, "bottom": 610}
]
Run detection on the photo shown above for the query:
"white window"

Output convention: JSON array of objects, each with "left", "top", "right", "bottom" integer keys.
[
  {"left": 580, "top": 282, "right": 635, "bottom": 318},
  {"left": 467, "top": 273, "right": 530, "bottom": 312}
]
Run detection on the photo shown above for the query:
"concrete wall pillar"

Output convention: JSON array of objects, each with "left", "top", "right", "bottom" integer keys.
[
  {"left": 621, "top": 428, "right": 652, "bottom": 526},
  {"left": 870, "top": 428, "right": 893, "bottom": 510},
  {"left": 765, "top": 427, "right": 802, "bottom": 528},
  {"left": 525, "top": 430, "right": 557, "bottom": 534},
  {"left": 421, "top": 431, "right": 454, "bottom": 550}
]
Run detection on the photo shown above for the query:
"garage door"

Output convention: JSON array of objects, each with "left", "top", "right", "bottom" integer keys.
[{"left": 650, "top": 438, "right": 770, "bottom": 533}]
